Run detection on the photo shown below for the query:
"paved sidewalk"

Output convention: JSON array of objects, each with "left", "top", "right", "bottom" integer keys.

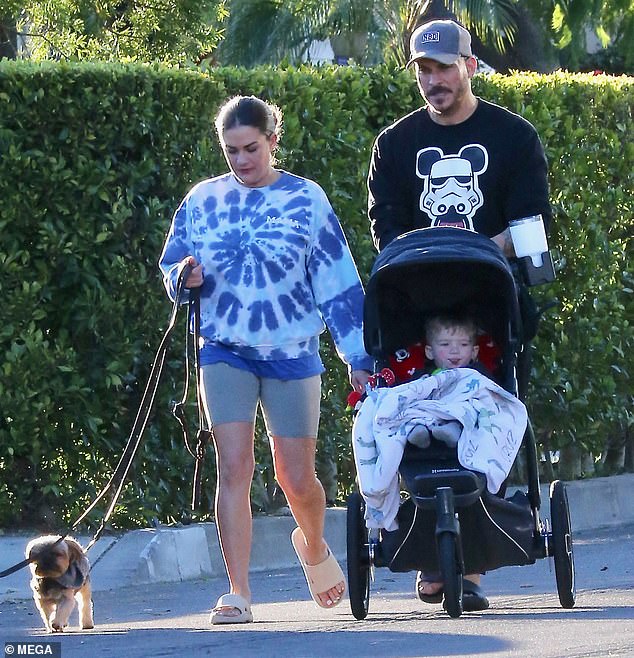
[{"left": 1, "top": 473, "right": 632, "bottom": 603}]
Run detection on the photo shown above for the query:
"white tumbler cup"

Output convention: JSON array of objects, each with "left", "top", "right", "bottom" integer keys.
[{"left": 509, "top": 215, "right": 549, "bottom": 267}]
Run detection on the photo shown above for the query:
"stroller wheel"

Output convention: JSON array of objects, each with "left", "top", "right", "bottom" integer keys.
[
  {"left": 438, "top": 532, "right": 463, "bottom": 618},
  {"left": 346, "top": 492, "right": 371, "bottom": 620},
  {"left": 550, "top": 480, "right": 576, "bottom": 608}
]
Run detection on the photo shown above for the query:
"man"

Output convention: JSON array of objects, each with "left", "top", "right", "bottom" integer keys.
[
  {"left": 367, "top": 18, "right": 552, "bottom": 612},
  {"left": 367, "top": 19, "right": 551, "bottom": 256}
]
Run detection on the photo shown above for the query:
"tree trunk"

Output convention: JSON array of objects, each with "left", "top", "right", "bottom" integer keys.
[
  {"left": 625, "top": 425, "right": 634, "bottom": 473},
  {"left": 421, "top": 1, "right": 453, "bottom": 22},
  {"left": 470, "top": 6, "right": 559, "bottom": 73},
  {"left": 557, "top": 443, "right": 582, "bottom": 480},
  {"left": 540, "top": 452, "right": 556, "bottom": 483},
  {"left": 601, "top": 422, "right": 632, "bottom": 475},
  {"left": 419, "top": 4, "right": 559, "bottom": 73},
  {"left": 0, "top": 16, "right": 18, "bottom": 60}
]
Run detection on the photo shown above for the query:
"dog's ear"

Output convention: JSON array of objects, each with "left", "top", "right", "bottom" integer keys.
[
  {"left": 65, "top": 538, "right": 85, "bottom": 563},
  {"left": 25, "top": 538, "right": 42, "bottom": 561}
]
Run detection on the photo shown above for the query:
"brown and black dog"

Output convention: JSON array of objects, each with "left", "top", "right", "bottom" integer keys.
[{"left": 25, "top": 535, "right": 94, "bottom": 632}]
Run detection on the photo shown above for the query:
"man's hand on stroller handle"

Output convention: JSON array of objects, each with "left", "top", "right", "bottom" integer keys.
[{"left": 490, "top": 229, "right": 515, "bottom": 257}]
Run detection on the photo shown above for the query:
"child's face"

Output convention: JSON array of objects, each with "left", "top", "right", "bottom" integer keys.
[{"left": 425, "top": 327, "right": 479, "bottom": 369}]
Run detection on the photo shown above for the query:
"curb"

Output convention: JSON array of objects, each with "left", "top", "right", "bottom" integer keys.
[
  {"left": 135, "top": 511, "right": 348, "bottom": 585},
  {"left": 1, "top": 473, "right": 632, "bottom": 602},
  {"left": 506, "top": 473, "right": 634, "bottom": 533}
]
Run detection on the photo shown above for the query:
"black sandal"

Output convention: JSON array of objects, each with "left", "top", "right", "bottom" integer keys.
[
  {"left": 415, "top": 571, "right": 444, "bottom": 604},
  {"left": 461, "top": 578, "right": 490, "bottom": 611}
]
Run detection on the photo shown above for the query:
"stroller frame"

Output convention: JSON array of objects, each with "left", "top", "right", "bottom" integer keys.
[{"left": 347, "top": 227, "right": 575, "bottom": 619}]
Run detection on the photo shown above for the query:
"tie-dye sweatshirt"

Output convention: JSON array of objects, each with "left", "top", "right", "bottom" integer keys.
[{"left": 159, "top": 171, "right": 373, "bottom": 373}]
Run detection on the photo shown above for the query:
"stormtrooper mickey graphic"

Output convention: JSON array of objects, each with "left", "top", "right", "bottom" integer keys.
[{"left": 416, "top": 144, "right": 488, "bottom": 230}]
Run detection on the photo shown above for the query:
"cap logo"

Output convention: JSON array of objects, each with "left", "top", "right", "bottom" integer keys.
[{"left": 421, "top": 31, "right": 440, "bottom": 43}]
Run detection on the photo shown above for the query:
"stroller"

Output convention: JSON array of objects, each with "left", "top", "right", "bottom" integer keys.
[{"left": 346, "top": 227, "right": 575, "bottom": 619}]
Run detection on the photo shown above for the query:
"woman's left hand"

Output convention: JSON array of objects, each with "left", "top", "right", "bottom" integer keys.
[{"left": 350, "top": 370, "right": 371, "bottom": 394}]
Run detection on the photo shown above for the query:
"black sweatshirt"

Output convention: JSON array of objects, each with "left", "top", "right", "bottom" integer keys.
[{"left": 368, "top": 99, "right": 552, "bottom": 251}]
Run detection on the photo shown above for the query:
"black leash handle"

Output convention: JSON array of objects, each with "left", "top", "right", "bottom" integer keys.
[
  {"left": 172, "top": 289, "right": 201, "bottom": 460},
  {"left": 190, "top": 288, "right": 213, "bottom": 511},
  {"left": 171, "top": 280, "right": 213, "bottom": 511}
]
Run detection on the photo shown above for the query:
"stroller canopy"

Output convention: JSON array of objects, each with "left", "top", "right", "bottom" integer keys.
[{"left": 364, "top": 227, "right": 520, "bottom": 359}]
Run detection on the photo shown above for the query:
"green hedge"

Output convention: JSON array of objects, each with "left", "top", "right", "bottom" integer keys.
[
  {"left": 474, "top": 72, "right": 633, "bottom": 454},
  {"left": 0, "top": 61, "right": 631, "bottom": 528}
]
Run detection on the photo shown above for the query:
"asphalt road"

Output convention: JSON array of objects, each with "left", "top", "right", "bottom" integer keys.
[{"left": 1, "top": 525, "right": 632, "bottom": 658}]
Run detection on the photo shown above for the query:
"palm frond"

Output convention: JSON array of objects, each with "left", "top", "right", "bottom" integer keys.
[{"left": 454, "top": 0, "right": 519, "bottom": 50}]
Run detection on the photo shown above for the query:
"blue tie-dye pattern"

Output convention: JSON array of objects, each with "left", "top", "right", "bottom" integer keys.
[
  {"left": 200, "top": 274, "right": 216, "bottom": 299},
  {"left": 284, "top": 233, "right": 306, "bottom": 250},
  {"left": 321, "top": 218, "right": 345, "bottom": 258},
  {"left": 203, "top": 195, "right": 217, "bottom": 213},
  {"left": 308, "top": 224, "right": 345, "bottom": 275},
  {"left": 290, "top": 282, "right": 313, "bottom": 313},
  {"left": 214, "top": 291, "right": 239, "bottom": 325},
  {"left": 271, "top": 174, "right": 304, "bottom": 193},
  {"left": 225, "top": 189, "right": 240, "bottom": 205},
  {"left": 279, "top": 294, "right": 304, "bottom": 322},
  {"left": 248, "top": 300, "right": 278, "bottom": 332},
  {"left": 322, "top": 285, "right": 365, "bottom": 343},
  {"left": 158, "top": 171, "right": 372, "bottom": 371},
  {"left": 284, "top": 194, "right": 311, "bottom": 212},
  {"left": 264, "top": 259, "right": 286, "bottom": 283},
  {"left": 192, "top": 204, "right": 203, "bottom": 223}
]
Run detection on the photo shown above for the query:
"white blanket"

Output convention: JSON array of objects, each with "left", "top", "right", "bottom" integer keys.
[{"left": 352, "top": 368, "right": 527, "bottom": 531}]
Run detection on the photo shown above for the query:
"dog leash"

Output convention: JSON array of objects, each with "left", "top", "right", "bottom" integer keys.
[
  {"left": 75, "top": 261, "right": 206, "bottom": 550},
  {"left": 0, "top": 262, "right": 207, "bottom": 577},
  {"left": 171, "top": 286, "right": 213, "bottom": 511},
  {"left": 0, "top": 551, "right": 47, "bottom": 578}
]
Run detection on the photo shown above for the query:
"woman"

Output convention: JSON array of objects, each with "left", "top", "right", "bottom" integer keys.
[{"left": 159, "top": 95, "right": 372, "bottom": 624}]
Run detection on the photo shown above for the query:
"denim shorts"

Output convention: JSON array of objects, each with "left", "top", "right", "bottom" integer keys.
[{"left": 200, "top": 362, "right": 321, "bottom": 439}]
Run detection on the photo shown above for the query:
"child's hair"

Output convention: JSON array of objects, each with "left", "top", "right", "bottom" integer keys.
[
  {"left": 214, "top": 95, "right": 283, "bottom": 143},
  {"left": 425, "top": 313, "right": 479, "bottom": 344}
]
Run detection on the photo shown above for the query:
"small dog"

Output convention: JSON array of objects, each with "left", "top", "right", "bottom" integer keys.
[{"left": 25, "top": 535, "right": 94, "bottom": 632}]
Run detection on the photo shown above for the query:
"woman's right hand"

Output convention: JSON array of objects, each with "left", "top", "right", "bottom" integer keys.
[{"left": 182, "top": 256, "right": 204, "bottom": 288}]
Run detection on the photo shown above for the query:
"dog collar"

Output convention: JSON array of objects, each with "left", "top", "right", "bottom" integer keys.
[{"left": 53, "top": 563, "right": 86, "bottom": 589}]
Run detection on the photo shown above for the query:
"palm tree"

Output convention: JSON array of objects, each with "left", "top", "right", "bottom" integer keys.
[
  {"left": 214, "top": 0, "right": 633, "bottom": 72},
  {"left": 213, "top": 0, "right": 399, "bottom": 66},
  {"left": 545, "top": 0, "right": 633, "bottom": 70},
  {"left": 214, "top": 0, "right": 522, "bottom": 68}
]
